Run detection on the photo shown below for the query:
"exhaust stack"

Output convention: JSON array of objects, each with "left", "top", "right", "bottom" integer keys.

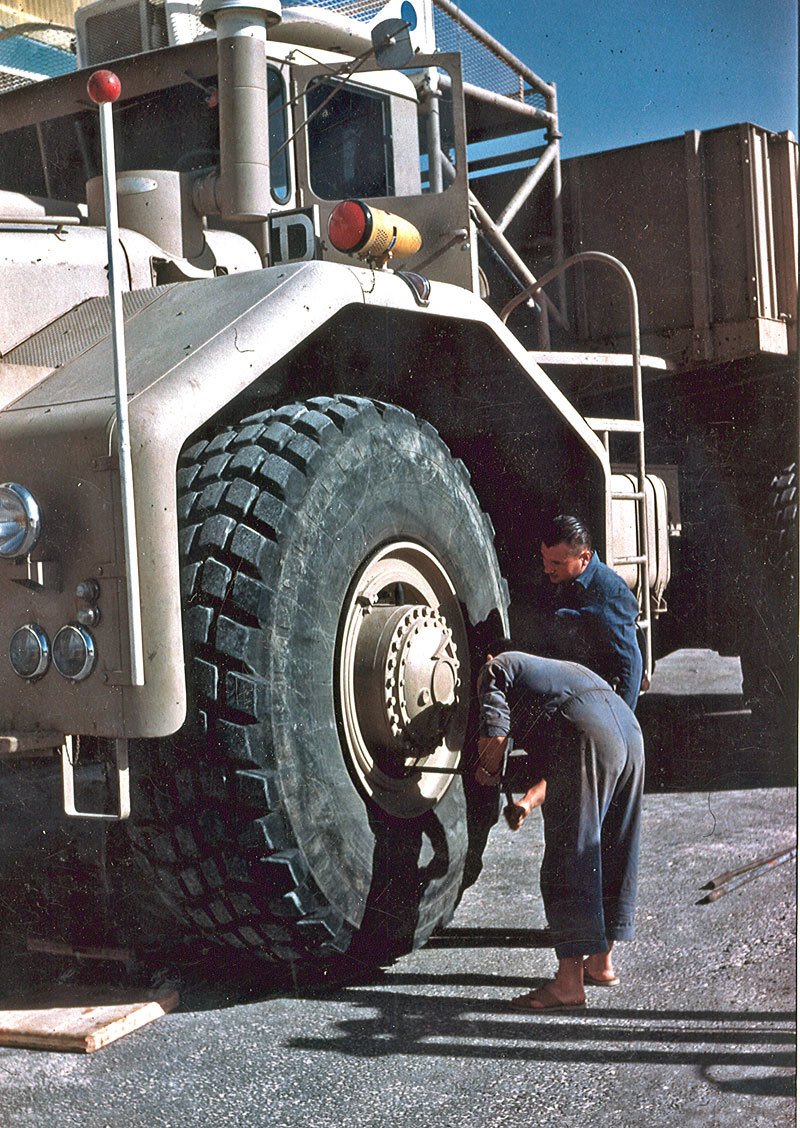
[{"left": 195, "top": 0, "right": 282, "bottom": 222}]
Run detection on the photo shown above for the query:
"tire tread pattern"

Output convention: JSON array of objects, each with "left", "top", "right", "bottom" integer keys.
[{"left": 131, "top": 395, "right": 493, "bottom": 964}]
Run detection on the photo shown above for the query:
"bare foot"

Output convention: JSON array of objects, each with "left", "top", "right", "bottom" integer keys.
[{"left": 583, "top": 956, "right": 620, "bottom": 986}]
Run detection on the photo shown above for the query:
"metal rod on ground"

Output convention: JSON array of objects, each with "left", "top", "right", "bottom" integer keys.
[
  {"left": 88, "top": 69, "right": 145, "bottom": 687},
  {"left": 702, "top": 842, "right": 797, "bottom": 888},
  {"left": 697, "top": 846, "right": 796, "bottom": 904}
]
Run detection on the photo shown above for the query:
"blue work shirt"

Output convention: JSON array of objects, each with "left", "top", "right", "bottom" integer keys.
[{"left": 547, "top": 552, "right": 643, "bottom": 710}]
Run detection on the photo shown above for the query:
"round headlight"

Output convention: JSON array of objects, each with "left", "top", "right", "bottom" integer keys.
[
  {"left": 53, "top": 624, "right": 96, "bottom": 681},
  {"left": 9, "top": 624, "right": 50, "bottom": 680},
  {"left": 0, "top": 483, "right": 41, "bottom": 558}
]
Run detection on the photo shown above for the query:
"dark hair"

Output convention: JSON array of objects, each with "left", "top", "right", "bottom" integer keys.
[{"left": 541, "top": 514, "right": 592, "bottom": 552}]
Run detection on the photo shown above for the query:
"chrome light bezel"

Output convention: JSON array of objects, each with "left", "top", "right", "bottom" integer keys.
[
  {"left": 9, "top": 623, "right": 50, "bottom": 680},
  {"left": 0, "top": 483, "right": 42, "bottom": 558},
  {"left": 52, "top": 624, "right": 96, "bottom": 682}
]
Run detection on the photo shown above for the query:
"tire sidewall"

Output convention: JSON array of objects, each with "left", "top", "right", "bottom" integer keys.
[{"left": 264, "top": 409, "right": 500, "bottom": 929}]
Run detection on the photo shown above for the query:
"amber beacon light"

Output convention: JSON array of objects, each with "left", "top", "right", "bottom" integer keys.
[{"left": 328, "top": 200, "right": 422, "bottom": 267}]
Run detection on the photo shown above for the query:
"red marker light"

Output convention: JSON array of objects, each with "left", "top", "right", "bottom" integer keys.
[
  {"left": 328, "top": 199, "right": 370, "bottom": 253},
  {"left": 328, "top": 199, "right": 422, "bottom": 265},
  {"left": 87, "top": 69, "right": 122, "bottom": 104}
]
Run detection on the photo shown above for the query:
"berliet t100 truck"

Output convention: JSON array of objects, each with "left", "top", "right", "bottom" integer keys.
[{"left": 0, "top": 0, "right": 795, "bottom": 969}]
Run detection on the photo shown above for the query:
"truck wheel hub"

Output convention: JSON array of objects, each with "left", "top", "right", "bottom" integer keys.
[
  {"left": 337, "top": 542, "right": 468, "bottom": 818},
  {"left": 359, "top": 603, "right": 459, "bottom": 752}
]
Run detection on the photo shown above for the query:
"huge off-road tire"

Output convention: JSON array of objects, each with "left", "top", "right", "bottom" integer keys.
[
  {"left": 769, "top": 464, "right": 798, "bottom": 576},
  {"left": 128, "top": 396, "right": 507, "bottom": 967}
]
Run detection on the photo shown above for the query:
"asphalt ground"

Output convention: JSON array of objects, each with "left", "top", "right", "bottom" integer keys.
[{"left": 0, "top": 651, "right": 796, "bottom": 1128}]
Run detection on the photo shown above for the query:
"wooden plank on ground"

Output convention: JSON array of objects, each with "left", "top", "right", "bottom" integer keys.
[{"left": 0, "top": 987, "right": 179, "bottom": 1053}]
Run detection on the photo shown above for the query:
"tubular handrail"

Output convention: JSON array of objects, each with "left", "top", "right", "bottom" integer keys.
[
  {"left": 501, "top": 251, "right": 653, "bottom": 674},
  {"left": 431, "top": 0, "right": 567, "bottom": 323},
  {"left": 0, "top": 214, "right": 80, "bottom": 229},
  {"left": 432, "top": 0, "right": 556, "bottom": 103}
]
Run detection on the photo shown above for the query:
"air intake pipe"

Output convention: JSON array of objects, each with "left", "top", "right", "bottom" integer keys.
[{"left": 194, "top": 0, "right": 282, "bottom": 222}]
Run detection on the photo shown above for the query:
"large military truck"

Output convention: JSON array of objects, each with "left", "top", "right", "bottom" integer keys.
[{"left": 0, "top": 0, "right": 793, "bottom": 969}]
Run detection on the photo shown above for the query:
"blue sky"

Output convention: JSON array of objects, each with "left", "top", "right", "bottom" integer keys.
[{"left": 464, "top": 0, "right": 798, "bottom": 158}]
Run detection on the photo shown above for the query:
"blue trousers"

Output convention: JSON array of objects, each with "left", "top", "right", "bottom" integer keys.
[{"left": 538, "top": 688, "right": 644, "bottom": 959}]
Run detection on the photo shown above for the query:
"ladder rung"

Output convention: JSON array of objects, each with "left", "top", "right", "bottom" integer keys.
[
  {"left": 611, "top": 491, "right": 645, "bottom": 501},
  {"left": 529, "top": 352, "right": 673, "bottom": 372},
  {"left": 585, "top": 417, "right": 644, "bottom": 434},
  {"left": 613, "top": 555, "right": 647, "bottom": 565}
]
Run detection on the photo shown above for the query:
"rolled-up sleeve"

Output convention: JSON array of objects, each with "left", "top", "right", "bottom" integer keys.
[{"left": 477, "top": 661, "right": 512, "bottom": 738}]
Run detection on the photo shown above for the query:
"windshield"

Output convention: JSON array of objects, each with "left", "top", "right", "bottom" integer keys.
[{"left": 0, "top": 66, "right": 291, "bottom": 204}]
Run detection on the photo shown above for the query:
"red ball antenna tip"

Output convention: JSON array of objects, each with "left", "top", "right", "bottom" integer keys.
[{"left": 87, "top": 69, "right": 122, "bottom": 104}]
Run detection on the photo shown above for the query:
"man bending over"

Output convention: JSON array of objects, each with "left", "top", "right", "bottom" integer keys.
[{"left": 475, "top": 645, "right": 644, "bottom": 1012}]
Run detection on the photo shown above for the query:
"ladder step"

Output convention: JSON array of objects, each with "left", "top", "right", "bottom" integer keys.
[
  {"left": 611, "top": 491, "right": 645, "bottom": 501},
  {"left": 585, "top": 417, "right": 644, "bottom": 434},
  {"left": 529, "top": 352, "right": 673, "bottom": 372},
  {"left": 612, "top": 555, "right": 647, "bottom": 566}
]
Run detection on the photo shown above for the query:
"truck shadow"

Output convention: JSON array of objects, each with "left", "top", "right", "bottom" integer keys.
[
  {"left": 634, "top": 647, "right": 796, "bottom": 792},
  {"left": 636, "top": 694, "right": 796, "bottom": 792},
  {"left": 280, "top": 977, "right": 796, "bottom": 1099}
]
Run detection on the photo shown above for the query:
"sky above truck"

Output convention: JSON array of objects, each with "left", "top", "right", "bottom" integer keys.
[
  {"left": 467, "top": 0, "right": 798, "bottom": 158},
  {"left": 1, "top": 1, "right": 794, "bottom": 162}
]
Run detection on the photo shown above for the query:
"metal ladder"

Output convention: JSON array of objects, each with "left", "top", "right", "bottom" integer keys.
[{"left": 501, "top": 251, "right": 664, "bottom": 675}]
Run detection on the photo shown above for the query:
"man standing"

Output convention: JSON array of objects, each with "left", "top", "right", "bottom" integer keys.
[
  {"left": 539, "top": 514, "right": 643, "bottom": 711},
  {"left": 475, "top": 646, "right": 644, "bottom": 1012}
]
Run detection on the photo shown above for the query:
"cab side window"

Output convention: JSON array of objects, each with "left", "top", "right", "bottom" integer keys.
[
  {"left": 268, "top": 65, "right": 291, "bottom": 203},
  {"left": 306, "top": 80, "right": 393, "bottom": 200}
]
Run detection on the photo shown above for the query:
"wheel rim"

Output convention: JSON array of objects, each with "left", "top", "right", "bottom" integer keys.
[{"left": 337, "top": 541, "right": 469, "bottom": 818}]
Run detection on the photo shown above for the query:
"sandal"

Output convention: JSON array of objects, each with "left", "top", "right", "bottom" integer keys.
[
  {"left": 510, "top": 984, "right": 586, "bottom": 1012},
  {"left": 583, "top": 964, "right": 620, "bottom": 987}
]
